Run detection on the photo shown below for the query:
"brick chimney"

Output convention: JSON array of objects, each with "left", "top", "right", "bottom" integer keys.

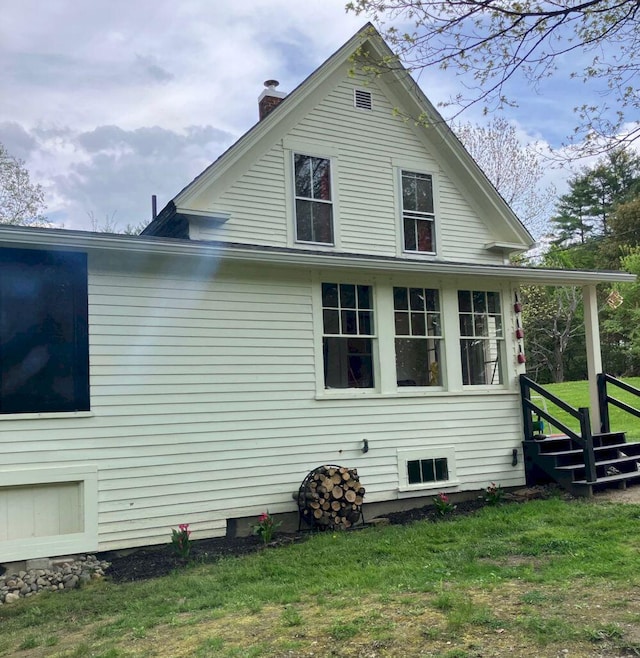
[{"left": 258, "top": 80, "right": 286, "bottom": 120}]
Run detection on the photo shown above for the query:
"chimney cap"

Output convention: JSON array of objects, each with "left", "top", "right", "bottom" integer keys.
[{"left": 264, "top": 79, "right": 280, "bottom": 89}]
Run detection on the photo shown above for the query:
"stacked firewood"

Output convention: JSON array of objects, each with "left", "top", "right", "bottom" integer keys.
[{"left": 298, "top": 465, "right": 365, "bottom": 529}]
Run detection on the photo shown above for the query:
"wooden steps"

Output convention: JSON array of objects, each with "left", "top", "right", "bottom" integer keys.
[{"left": 523, "top": 431, "right": 640, "bottom": 496}]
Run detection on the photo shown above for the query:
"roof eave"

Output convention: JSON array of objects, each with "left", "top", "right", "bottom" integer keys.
[{"left": 0, "top": 226, "right": 632, "bottom": 286}]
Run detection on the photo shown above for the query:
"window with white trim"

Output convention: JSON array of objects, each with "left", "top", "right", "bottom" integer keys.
[
  {"left": 398, "top": 447, "right": 458, "bottom": 491},
  {"left": 322, "top": 282, "right": 375, "bottom": 388},
  {"left": 294, "top": 153, "right": 333, "bottom": 244},
  {"left": 393, "top": 286, "right": 442, "bottom": 387},
  {"left": 458, "top": 290, "right": 504, "bottom": 385},
  {"left": 401, "top": 170, "right": 435, "bottom": 254}
]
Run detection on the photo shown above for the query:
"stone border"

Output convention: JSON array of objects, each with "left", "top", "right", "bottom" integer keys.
[{"left": 0, "top": 555, "right": 110, "bottom": 604}]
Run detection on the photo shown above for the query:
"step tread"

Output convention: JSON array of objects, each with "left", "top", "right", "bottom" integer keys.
[
  {"left": 536, "top": 442, "right": 640, "bottom": 457},
  {"left": 573, "top": 471, "right": 640, "bottom": 485},
  {"left": 556, "top": 455, "right": 640, "bottom": 471}
]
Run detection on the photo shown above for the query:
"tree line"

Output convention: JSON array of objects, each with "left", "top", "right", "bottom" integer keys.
[{"left": 522, "top": 149, "right": 640, "bottom": 383}]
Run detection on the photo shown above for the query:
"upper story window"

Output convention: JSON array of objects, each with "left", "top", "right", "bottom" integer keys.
[
  {"left": 0, "top": 248, "right": 89, "bottom": 414},
  {"left": 322, "top": 282, "right": 374, "bottom": 388},
  {"left": 458, "top": 290, "right": 503, "bottom": 386},
  {"left": 402, "top": 170, "right": 435, "bottom": 254},
  {"left": 294, "top": 153, "right": 334, "bottom": 245},
  {"left": 394, "top": 286, "right": 442, "bottom": 387}
]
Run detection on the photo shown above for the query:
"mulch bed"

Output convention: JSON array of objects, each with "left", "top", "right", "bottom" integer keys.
[{"left": 101, "top": 486, "right": 554, "bottom": 583}]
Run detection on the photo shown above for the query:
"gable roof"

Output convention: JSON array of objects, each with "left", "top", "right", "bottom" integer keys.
[{"left": 143, "top": 23, "right": 534, "bottom": 250}]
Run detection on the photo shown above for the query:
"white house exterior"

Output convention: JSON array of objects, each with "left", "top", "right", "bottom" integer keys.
[{"left": 0, "top": 25, "right": 633, "bottom": 563}]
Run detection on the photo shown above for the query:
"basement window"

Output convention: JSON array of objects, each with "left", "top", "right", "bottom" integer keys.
[
  {"left": 398, "top": 447, "right": 459, "bottom": 492},
  {"left": 407, "top": 458, "right": 449, "bottom": 485},
  {"left": 354, "top": 89, "right": 373, "bottom": 111}
]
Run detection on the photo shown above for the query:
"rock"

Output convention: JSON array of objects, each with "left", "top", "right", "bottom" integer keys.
[
  {"left": 64, "top": 576, "right": 78, "bottom": 589},
  {"left": 5, "top": 592, "right": 20, "bottom": 604}
]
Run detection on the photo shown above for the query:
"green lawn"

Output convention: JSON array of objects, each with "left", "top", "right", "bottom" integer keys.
[
  {"left": 3, "top": 497, "right": 640, "bottom": 657},
  {"left": 537, "top": 377, "right": 640, "bottom": 439}
]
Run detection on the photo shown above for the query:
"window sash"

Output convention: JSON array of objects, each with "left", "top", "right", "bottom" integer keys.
[{"left": 294, "top": 153, "right": 334, "bottom": 245}]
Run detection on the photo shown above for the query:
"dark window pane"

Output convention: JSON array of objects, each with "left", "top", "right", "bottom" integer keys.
[
  {"left": 311, "top": 202, "right": 333, "bottom": 244},
  {"left": 421, "top": 459, "right": 436, "bottom": 483},
  {"left": 323, "top": 309, "right": 339, "bottom": 334},
  {"left": 294, "top": 154, "right": 311, "bottom": 197},
  {"left": 435, "top": 458, "right": 449, "bottom": 481},
  {"left": 416, "top": 219, "right": 433, "bottom": 252},
  {"left": 425, "top": 289, "right": 439, "bottom": 312},
  {"left": 415, "top": 175, "right": 434, "bottom": 214},
  {"left": 403, "top": 217, "right": 416, "bottom": 251},
  {"left": 393, "top": 287, "right": 408, "bottom": 310},
  {"left": 342, "top": 310, "right": 357, "bottom": 334},
  {"left": 411, "top": 313, "right": 426, "bottom": 336},
  {"left": 295, "top": 199, "right": 312, "bottom": 242},
  {"left": 395, "top": 312, "right": 410, "bottom": 335},
  {"left": 458, "top": 290, "right": 471, "bottom": 313},
  {"left": 340, "top": 284, "right": 356, "bottom": 308},
  {"left": 357, "top": 285, "right": 372, "bottom": 309},
  {"left": 402, "top": 173, "right": 416, "bottom": 211},
  {"left": 347, "top": 338, "right": 373, "bottom": 387},
  {"left": 395, "top": 338, "right": 441, "bottom": 386},
  {"left": 407, "top": 460, "right": 421, "bottom": 484},
  {"left": 311, "top": 157, "right": 331, "bottom": 200},
  {"left": 473, "top": 291, "right": 487, "bottom": 313},
  {"left": 427, "top": 313, "right": 440, "bottom": 336},
  {"left": 0, "top": 248, "right": 89, "bottom": 414},
  {"left": 459, "top": 314, "right": 473, "bottom": 336},
  {"left": 474, "top": 314, "right": 488, "bottom": 337},
  {"left": 322, "top": 283, "right": 339, "bottom": 307},
  {"left": 487, "top": 291, "right": 500, "bottom": 314},
  {"left": 409, "top": 288, "right": 424, "bottom": 311},
  {"left": 358, "top": 311, "right": 373, "bottom": 335}
]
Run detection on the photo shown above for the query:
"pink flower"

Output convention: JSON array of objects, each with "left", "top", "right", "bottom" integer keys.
[{"left": 179, "top": 523, "right": 191, "bottom": 536}]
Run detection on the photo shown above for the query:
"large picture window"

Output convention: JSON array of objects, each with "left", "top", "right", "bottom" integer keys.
[
  {"left": 294, "top": 153, "right": 333, "bottom": 244},
  {"left": 402, "top": 170, "right": 435, "bottom": 253},
  {"left": 0, "top": 248, "right": 89, "bottom": 414},
  {"left": 458, "top": 290, "right": 503, "bottom": 386},
  {"left": 394, "top": 286, "right": 442, "bottom": 386},
  {"left": 322, "top": 282, "right": 374, "bottom": 388}
]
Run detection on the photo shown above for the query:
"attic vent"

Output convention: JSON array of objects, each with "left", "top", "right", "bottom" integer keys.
[{"left": 354, "top": 89, "right": 373, "bottom": 111}]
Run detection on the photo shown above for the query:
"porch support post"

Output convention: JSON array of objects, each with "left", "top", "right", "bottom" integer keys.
[{"left": 583, "top": 284, "right": 602, "bottom": 434}]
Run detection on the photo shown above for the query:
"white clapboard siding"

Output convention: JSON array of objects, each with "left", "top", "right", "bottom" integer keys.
[
  {"left": 193, "top": 68, "right": 504, "bottom": 264},
  {"left": 0, "top": 256, "right": 525, "bottom": 557}
]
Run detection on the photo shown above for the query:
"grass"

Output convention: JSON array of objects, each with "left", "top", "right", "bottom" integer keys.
[
  {"left": 537, "top": 376, "right": 640, "bottom": 438},
  {"left": 3, "top": 497, "right": 640, "bottom": 656}
]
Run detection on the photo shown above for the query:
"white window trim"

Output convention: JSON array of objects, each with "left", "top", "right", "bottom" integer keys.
[
  {"left": 283, "top": 139, "right": 341, "bottom": 250},
  {"left": 458, "top": 288, "right": 508, "bottom": 389},
  {"left": 397, "top": 446, "right": 460, "bottom": 494},
  {"left": 392, "top": 159, "right": 441, "bottom": 258},
  {"left": 392, "top": 284, "right": 446, "bottom": 391},
  {"left": 312, "top": 273, "right": 380, "bottom": 397}
]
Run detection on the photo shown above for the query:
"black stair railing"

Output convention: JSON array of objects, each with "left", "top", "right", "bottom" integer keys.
[
  {"left": 520, "top": 374, "right": 597, "bottom": 483},
  {"left": 597, "top": 373, "right": 640, "bottom": 434}
]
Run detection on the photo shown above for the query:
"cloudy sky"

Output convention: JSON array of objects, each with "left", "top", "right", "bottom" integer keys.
[{"left": 0, "top": 0, "right": 607, "bottom": 231}]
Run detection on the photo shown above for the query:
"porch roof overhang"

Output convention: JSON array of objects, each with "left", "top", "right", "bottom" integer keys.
[{"left": 0, "top": 226, "right": 634, "bottom": 286}]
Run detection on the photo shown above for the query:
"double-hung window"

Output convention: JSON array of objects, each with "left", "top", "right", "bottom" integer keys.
[
  {"left": 0, "top": 247, "right": 89, "bottom": 414},
  {"left": 394, "top": 286, "right": 442, "bottom": 386},
  {"left": 294, "top": 153, "right": 333, "bottom": 244},
  {"left": 322, "top": 283, "right": 374, "bottom": 388},
  {"left": 401, "top": 170, "right": 435, "bottom": 254},
  {"left": 458, "top": 290, "right": 503, "bottom": 385}
]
